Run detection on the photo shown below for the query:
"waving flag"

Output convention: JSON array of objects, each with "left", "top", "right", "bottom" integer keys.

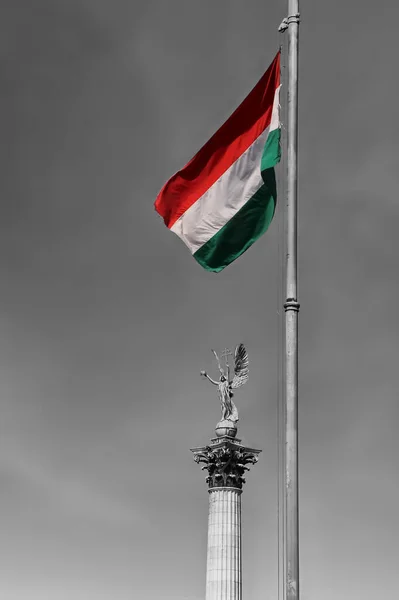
[{"left": 155, "top": 52, "right": 281, "bottom": 272}]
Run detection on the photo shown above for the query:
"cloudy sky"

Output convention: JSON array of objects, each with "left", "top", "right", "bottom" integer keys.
[{"left": 1, "top": 1, "right": 398, "bottom": 599}]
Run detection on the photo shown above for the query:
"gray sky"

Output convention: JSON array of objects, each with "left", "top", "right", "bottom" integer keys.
[{"left": 1, "top": 1, "right": 398, "bottom": 599}]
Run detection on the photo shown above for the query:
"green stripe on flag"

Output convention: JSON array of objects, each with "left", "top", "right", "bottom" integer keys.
[
  {"left": 193, "top": 128, "right": 280, "bottom": 272},
  {"left": 193, "top": 170, "right": 276, "bottom": 272},
  {"left": 261, "top": 127, "right": 281, "bottom": 170}
]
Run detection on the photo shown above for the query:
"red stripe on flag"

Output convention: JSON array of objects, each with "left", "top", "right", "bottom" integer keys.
[{"left": 155, "top": 52, "right": 280, "bottom": 229}]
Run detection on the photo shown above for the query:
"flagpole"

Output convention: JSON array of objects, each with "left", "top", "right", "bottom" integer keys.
[{"left": 281, "top": 2, "right": 300, "bottom": 600}]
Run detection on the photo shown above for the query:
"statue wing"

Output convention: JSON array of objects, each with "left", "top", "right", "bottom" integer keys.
[{"left": 231, "top": 343, "right": 249, "bottom": 389}]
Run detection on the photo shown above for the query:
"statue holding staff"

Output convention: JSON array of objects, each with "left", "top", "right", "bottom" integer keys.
[{"left": 201, "top": 343, "right": 249, "bottom": 425}]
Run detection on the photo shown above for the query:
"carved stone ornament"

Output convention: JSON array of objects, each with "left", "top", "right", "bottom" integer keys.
[{"left": 191, "top": 440, "right": 260, "bottom": 489}]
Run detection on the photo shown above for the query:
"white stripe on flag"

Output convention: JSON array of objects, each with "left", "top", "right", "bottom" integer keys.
[{"left": 171, "top": 86, "right": 280, "bottom": 254}]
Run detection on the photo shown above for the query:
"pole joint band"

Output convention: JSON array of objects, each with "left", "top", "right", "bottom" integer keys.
[
  {"left": 278, "top": 13, "right": 301, "bottom": 33},
  {"left": 284, "top": 298, "right": 300, "bottom": 313}
]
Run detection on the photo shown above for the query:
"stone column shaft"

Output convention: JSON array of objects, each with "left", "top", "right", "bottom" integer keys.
[
  {"left": 206, "top": 487, "right": 242, "bottom": 600},
  {"left": 192, "top": 435, "right": 260, "bottom": 600}
]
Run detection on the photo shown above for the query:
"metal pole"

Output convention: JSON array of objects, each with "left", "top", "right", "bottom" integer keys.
[{"left": 284, "top": 2, "right": 300, "bottom": 600}]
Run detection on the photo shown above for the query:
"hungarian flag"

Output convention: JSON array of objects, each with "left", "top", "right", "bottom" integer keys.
[{"left": 155, "top": 52, "right": 281, "bottom": 273}]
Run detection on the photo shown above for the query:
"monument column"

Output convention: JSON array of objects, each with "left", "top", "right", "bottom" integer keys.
[{"left": 192, "top": 421, "right": 261, "bottom": 600}]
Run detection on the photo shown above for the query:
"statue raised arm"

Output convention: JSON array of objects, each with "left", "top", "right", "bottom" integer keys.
[{"left": 200, "top": 371, "right": 218, "bottom": 386}]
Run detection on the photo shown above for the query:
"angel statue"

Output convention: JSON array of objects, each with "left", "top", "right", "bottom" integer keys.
[{"left": 200, "top": 343, "right": 249, "bottom": 425}]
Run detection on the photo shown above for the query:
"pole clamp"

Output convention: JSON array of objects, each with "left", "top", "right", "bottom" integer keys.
[
  {"left": 278, "top": 13, "right": 300, "bottom": 33},
  {"left": 284, "top": 298, "right": 300, "bottom": 313}
]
